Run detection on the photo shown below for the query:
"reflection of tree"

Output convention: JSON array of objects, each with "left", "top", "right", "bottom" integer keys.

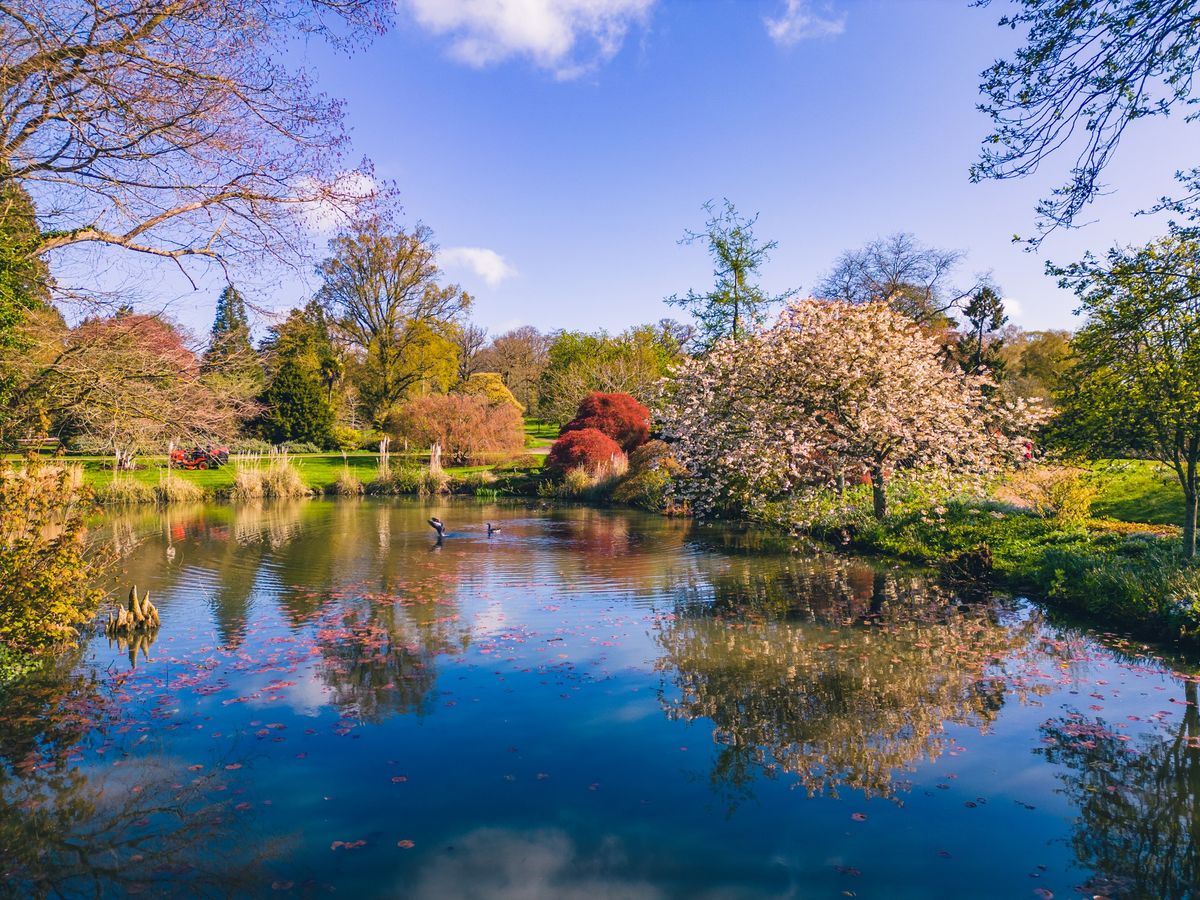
[
  {"left": 656, "top": 562, "right": 1037, "bottom": 805},
  {"left": 0, "top": 656, "right": 273, "bottom": 896},
  {"left": 315, "top": 598, "right": 471, "bottom": 721},
  {"left": 1036, "top": 679, "right": 1200, "bottom": 900}
]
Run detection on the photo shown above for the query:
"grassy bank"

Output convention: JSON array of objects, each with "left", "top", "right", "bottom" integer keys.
[
  {"left": 67, "top": 451, "right": 546, "bottom": 502},
  {"left": 811, "top": 498, "right": 1200, "bottom": 644}
]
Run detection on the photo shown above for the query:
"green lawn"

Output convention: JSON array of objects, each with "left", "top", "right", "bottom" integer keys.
[
  {"left": 524, "top": 419, "right": 557, "bottom": 448},
  {"left": 1088, "top": 459, "right": 1185, "bottom": 526}
]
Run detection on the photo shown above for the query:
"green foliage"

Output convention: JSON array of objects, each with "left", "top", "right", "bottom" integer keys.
[
  {"left": 612, "top": 439, "right": 685, "bottom": 511},
  {"left": 997, "top": 329, "right": 1073, "bottom": 406},
  {"left": 974, "top": 0, "right": 1200, "bottom": 241},
  {"left": 258, "top": 357, "right": 335, "bottom": 448},
  {"left": 330, "top": 425, "right": 366, "bottom": 452},
  {"left": 538, "top": 323, "right": 684, "bottom": 424},
  {"left": 1044, "top": 471, "right": 1098, "bottom": 527},
  {"left": 0, "top": 463, "right": 105, "bottom": 660},
  {"left": 952, "top": 286, "right": 1007, "bottom": 378},
  {"left": 1051, "top": 232, "right": 1200, "bottom": 553},
  {"left": 0, "top": 173, "right": 49, "bottom": 430},
  {"left": 0, "top": 172, "right": 47, "bottom": 346},
  {"left": 459, "top": 371, "right": 524, "bottom": 412},
  {"left": 667, "top": 199, "right": 797, "bottom": 349}
]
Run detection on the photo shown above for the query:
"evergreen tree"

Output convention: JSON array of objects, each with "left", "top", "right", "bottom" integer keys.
[
  {"left": 205, "top": 285, "right": 255, "bottom": 373},
  {"left": 953, "top": 286, "right": 1008, "bottom": 378},
  {"left": 0, "top": 171, "right": 49, "bottom": 434},
  {"left": 257, "top": 357, "right": 334, "bottom": 448}
]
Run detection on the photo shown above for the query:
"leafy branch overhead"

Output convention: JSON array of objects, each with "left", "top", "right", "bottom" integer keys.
[{"left": 974, "top": 0, "right": 1200, "bottom": 242}]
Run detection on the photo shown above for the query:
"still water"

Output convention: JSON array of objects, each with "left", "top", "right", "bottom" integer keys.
[{"left": 2, "top": 499, "right": 1198, "bottom": 898}]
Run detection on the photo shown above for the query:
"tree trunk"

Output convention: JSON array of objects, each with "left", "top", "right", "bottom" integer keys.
[
  {"left": 871, "top": 465, "right": 887, "bottom": 519},
  {"left": 1186, "top": 486, "right": 1197, "bottom": 559}
]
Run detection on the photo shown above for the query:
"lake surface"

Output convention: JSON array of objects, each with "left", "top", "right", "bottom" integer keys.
[{"left": 3, "top": 499, "right": 1198, "bottom": 898}]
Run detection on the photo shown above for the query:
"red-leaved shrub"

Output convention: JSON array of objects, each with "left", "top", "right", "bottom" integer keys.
[
  {"left": 545, "top": 427, "right": 625, "bottom": 476},
  {"left": 561, "top": 392, "right": 650, "bottom": 452}
]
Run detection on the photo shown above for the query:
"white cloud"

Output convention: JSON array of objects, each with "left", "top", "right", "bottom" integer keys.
[
  {"left": 441, "top": 246, "right": 518, "bottom": 287},
  {"left": 403, "top": 0, "right": 655, "bottom": 79},
  {"left": 764, "top": 0, "right": 846, "bottom": 46},
  {"left": 1004, "top": 296, "right": 1023, "bottom": 322}
]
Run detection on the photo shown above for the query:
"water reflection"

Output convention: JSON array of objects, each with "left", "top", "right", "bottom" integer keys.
[
  {"left": 0, "top": 655, "right": 272, "bottom": 897},
  {"left": 656, "top": 561, "right": 1040, "bottom": 804},
  {"left": 46, "top": 499, "right": 1200, "bottom": 896},
  {"left": 1037, "top": 678, "right": 1200, "bottom": 899}
]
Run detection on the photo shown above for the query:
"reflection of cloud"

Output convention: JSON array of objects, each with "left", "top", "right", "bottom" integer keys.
[
  {"left": 404, "top": 0, "right": 654, "bottom": 80},
  {"left": 764, "top": 0, "right": 846, "bottom": 45},
  {"left": 440, "top": 246, "right": 518, "bottom": 287},
  {"left": 410, "top": 828, "right": 662, "bottom": 899}
]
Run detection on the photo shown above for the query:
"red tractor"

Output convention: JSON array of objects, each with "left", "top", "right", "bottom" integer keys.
[{"left": 169, "top": 446, "right": 230, "bottom": 470}]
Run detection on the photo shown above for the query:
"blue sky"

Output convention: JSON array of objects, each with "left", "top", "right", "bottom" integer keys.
[{"left": 107, "top": 0, "right": 1194, "bottom": 339}]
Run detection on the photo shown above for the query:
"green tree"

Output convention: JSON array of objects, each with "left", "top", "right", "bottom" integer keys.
[
  {"left": 259, "top": 301, "right": 344, "bottom": 406},
  {"left": 203, "top": 285, "right": 261, "bottom": 399},
  {"left": 206, "top": 286, "right": 251, "bottom": 364},
  {"left": 953, "top": 286, "right": 1008, "bottom": 377},
  {"left": 667, "top": 199, "right": 797, "bottom": 350},
  {"left": 538, "top": 324, "right": 685, "bottom": 424},
  {"left": 258, "top": 357, "right": 334, "bottom": 447},
  {"left": 1053, "top": 232, "right": 1200, "bottom": 555},
  {"left": 0, "top": 173, "right": 49, "bottom": 432},
  {"left": 317, "top": 218, "right": 469, "bottom": 426},
  {"left": 998, "top": 328, "right": 1074, "bottom": 405}
]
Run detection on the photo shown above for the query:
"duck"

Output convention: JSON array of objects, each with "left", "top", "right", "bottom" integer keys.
[
  {"left": 428, "top": 517, "right": 445, "bottom": 538},
  {"left": 487, "top": 523, "right": 501, "bottom": 535}
]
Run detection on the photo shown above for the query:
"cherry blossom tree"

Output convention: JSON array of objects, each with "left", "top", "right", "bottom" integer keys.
[{"left": 659, "top": 299, "right": 1044, "bottom": 519}]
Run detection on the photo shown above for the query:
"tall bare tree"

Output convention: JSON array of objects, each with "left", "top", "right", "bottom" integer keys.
[
  {"left": 815, "top": 233, "right": 987, "bottom": 327},
  {"left": 0, "top": 0, "right": 392, "bottom": 282},
  {"left": 317, "top": 218, "right": 470, "bottom": 426}
]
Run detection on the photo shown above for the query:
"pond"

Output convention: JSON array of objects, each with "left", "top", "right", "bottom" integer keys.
[{"left": 2, "top": 499, "right": 1198, "bottom": 898}]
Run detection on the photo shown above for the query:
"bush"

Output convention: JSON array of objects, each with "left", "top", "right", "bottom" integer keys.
[
  {"left": 613, "top": 439, "right": 686, "bottom": 511},
  {"left": 95, "top": 476, "right": 156, "bottom": 505},
  {"left": 388, "top": 394, "right": 525, "bottom": 465},
  {"left": 155, "top": 471, "right": 205, "bottom": 504},
  {"left": 0, "top": 463, "right": 106, "bottom": 661},
  {"left": 330, "top": 425, "right": 366, "bottom": 453},
  {"left": 561, "top": 392, "right": 650, "bottom": 452},
  {"left": 545, "top": 427, "right": 626, "bottom": 477}
]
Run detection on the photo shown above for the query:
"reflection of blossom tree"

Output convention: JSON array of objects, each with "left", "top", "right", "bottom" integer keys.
[
  {"left": 314, "top": 598, "right": 471, "bottom": 722},
  {"left": 656, "top": 562, "right": 1037, "bottom": 806},
  {"left": 0, "top": 656, "right": 275, "bottom": 896},
  {"left": 1036, "top": 679, "right": 1200, "bottom": 900}
]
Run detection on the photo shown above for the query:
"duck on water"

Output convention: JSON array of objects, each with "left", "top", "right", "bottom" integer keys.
[{"left": 427, "top": 518, "right": 503, "bottom": 540}]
